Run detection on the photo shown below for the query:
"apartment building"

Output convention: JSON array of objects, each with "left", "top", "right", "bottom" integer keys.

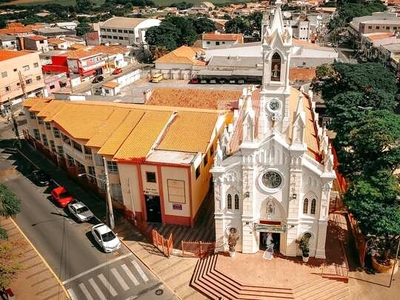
[
  {"left": 0, "top": 50, "right": 45, "bottom": 104},
  {"left": 99, "top": 17, "right": 161, "bottom": 46},
  {"left": 23, "top": 35, "right": 49, "bottom": 52},
  {"left": 23, "top": 98, "right": 227, "bottom": 226}
]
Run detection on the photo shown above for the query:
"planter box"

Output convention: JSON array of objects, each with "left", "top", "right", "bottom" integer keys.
[{"left": 372, "top": 256, "right": 398, "bottom": 274}]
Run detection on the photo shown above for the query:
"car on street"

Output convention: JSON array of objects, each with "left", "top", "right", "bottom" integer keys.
[
  {"left": 31, "top": 169, "right": 51, "bottom": 186},
  {"left": 67, "top": 201, "right": 94, "bottom": 222},
  {"left": 91, "top": 223, "right": 121, "bottom": 253},
  {"left": 112, "top": 68, "right": 123, "bottom": 75},
  {"left": 92, "top": 75, "right": 104, "bottom": 83},
  {"left": 51, "top": 186, "right": 73, "bottom": 208}
]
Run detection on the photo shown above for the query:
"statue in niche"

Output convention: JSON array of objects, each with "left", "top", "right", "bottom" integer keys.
[{"left": 272, "top": 64, "right": 280, "bottom": 79}]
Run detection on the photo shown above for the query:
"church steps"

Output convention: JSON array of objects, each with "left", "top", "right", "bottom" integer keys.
[
  {"left": 190, "top": 257, "right": 222, "bottom": 300},
  {"left": 293, "top": 278, "right": 348, "bottom": 300}
]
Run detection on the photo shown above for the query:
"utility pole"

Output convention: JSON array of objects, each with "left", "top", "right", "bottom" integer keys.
[
  {"left": 9, "top": 103, "right": 21, "bottom": 148},
  {"left": 103, "top": 157, "right": 115, "bottom": 229},
  {"left": 18, "top": 70, "right": 27, "bottom": 99}
]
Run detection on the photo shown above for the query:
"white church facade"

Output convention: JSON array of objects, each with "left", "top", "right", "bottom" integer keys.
[{"left": 211, "top": 0, "right": 336, "bottom": 259}]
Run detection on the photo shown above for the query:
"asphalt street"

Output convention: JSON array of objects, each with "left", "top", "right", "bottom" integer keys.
[{"left": 0, "top": 119, "right": 176, "bottom": 300}]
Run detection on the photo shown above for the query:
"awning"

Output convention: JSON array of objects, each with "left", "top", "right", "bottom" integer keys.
[{"left": 255, "top": 224, "right": 288, "bottom": 233}]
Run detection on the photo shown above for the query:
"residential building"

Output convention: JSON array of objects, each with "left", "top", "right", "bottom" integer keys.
[
  {"left": 201, "top": 32, "right": 244, "bottom": 49},
  {"left": 0, "top": 34, "right": 18, "bottom": 50},
  {"left": 23, "top": 99, "right": 227, "bottom": 227},
  {"left": 0, "top": 50, "right": 45, "bottom": 104},
  {"left": 23, "top": 35, "right": 49, "bottom": 52},
  {"left": 99, "top": 17, "right": 161, "bottom": 46},
  {"left": 348, "top": 12, "right": 398, "bottom": 40},
  {"left": 33, "top": 27, "right": 76, "bottom": 38},
  {"left": 153, "top": 46, "right": 206, "bottom": 80},
  {"left": 44, "top": 72, "right": 70, "bottom": 96},
  {"left": 210, "top": 0, "right": 335, "bottom": 258}
]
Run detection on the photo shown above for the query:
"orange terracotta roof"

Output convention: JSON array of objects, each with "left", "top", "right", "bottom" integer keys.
[
  {"left": 146, "top": 88, "right": 242, "bottom": 110},
  {"left": 63, "top": 49, "right": 101, "bottom": 59},
  {"left": 89, "top": 45, "right": 129, "bottom": 55},
  {"left": 69, "top": 43, "right": 86, "bottom": 50},
  {"left": 293, "top": 39, "right": 324, "bottom": 49},
  {"left": 23, "top": 97, "right": 50, "bottom": 109},
  {"left": 102, "top": 81, "right": 119, "bottom": 88},
  {"left": 202, "top": 33, "right": 244, "bottom": 43},
  {"left": 47, "top": 38, "right": 66, "bottom": 45},
  {"left": 365, "top": 32, "right": 394, "bottom": 41},
  {"left": 26, "top": 35, "right": 47, "bottom": 41},
  {"left": 37, "top": 101, "right": 66, "bottom": 121},
  {"left": 289, "top": 68, "right": 316, "bottom": 82},
  {"left": 0, "top": 50, "right": 36, "bottom": 62},
  {"left": 154, "top": 46, "right": 206, "bottom": 66}
]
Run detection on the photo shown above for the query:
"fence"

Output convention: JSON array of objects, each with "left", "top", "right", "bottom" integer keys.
[
  {"left": 347, "top": 213, "right": 367, "bottom": 268},
  {"left": 152, "top": 229, "right": 173, "bottom": 258},
  {"left": 181, "top": 241, "right": 216, "bottom": 258}
]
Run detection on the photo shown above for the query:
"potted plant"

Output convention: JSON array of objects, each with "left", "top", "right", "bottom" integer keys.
[
  {"left": 298, "top": 232, "right": 311, "bottom": 262},
  {"left": 368, "top": 234, "right": 399, "bottom": 274}
]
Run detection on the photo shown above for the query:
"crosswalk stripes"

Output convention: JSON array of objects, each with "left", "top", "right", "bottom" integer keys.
[
  {"left": 111, "top": 268, "right": 130, "bottom": 291},
  {"left": 98, "top": 274, "right": 118, "bottom": 296},
  {"left": 122, "top": 264, "right": 140, "bottom": 286},
  {"left": 66, "top": 259, "right": 152, "bottom": 300},
  {"left": 79, "top": 283, "right": 93, "bottom": 300},
  {"left": 88, "top": 278, "right": 107, "bottom": 300},
  {"left": 67, "top": 288, "right": 78, "bottom": 300},
  {"left": 131, "top": 260, "right": 149, "bottom": 282}
]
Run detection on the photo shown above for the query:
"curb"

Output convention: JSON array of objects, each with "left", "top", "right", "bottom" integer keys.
[
  {"left": 9, "top": 217, "right": 70, "bottom": 300},
  {"left": 120, "top": 238, "right": 182, "bottom": 300}
]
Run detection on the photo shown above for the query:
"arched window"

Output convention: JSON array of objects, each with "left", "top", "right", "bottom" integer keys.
[
  {"left": 303, "top": 198, "right": 308, "bottom": 214},
  {"left": 271, "top": 53, "right": 281, "bottom": 81},
  {"left": 234, "top": 194, "right": 239, "bottom": 210},
  {"left": 311, "top": 199, "right": 316, "bottom": 215},
  {"left": 227, "top": 194, "right": 232, "bottom": 209}
]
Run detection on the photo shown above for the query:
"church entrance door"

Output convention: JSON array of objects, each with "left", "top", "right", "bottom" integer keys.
[{"left": 260, "top": 232, "right": 280, "bottom": 253}]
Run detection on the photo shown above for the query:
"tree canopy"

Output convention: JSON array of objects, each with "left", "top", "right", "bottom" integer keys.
[
  {"left": 225, "top": 12, "right": 262, "bottom": 39},
  {"left": 0, "top": 184, "right": 20, "bottom": 218},
  {"left": 76, "top": 22, "right": 93, "bottom": 37}
]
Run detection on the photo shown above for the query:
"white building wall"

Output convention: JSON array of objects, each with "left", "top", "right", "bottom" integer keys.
[{"left": 118, "top": 163, "right": 142, "bottom": 213}]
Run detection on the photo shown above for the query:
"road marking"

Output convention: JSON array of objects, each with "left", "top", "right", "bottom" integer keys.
[
  {"left": 111, "top": 268, "right": 129, "bottom": 291},
  {"left": 67, "top": 288, "right": 78, "bottom": 300},
  {"left": 62, "top": 253, "right": 132, "bottom": 284},
  {"left": 79, "top": 283, "right": 93, "bottom": 300},
  {"left": 131, "top": 260, "right": 149, "bottom": 282},
  {"left": 98, "top": 273, "right": 117, "bottom": 297},
  {"left": 121, "top": 264, "right": 139, "bottom": 286},
  {"left": 89, "top": 278, "right": 106, "bottom": 300}
]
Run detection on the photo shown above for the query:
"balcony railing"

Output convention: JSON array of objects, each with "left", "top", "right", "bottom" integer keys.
[{"left": 63, "top": 143, "right": 93, "bottom": 166}]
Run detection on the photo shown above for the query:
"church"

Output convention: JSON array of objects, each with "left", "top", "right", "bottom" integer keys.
[{"left": 211, "top": 0, "right": 336, "bottom": 259}]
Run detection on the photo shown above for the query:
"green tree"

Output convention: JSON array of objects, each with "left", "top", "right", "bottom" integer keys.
[
  {"left": 0, "top": 240, "right": 22, "bottom": 289},
  {"left": 225, "top": 17, "right": 249, "bottom": 35},
  {"left": 146, "top": 22, "right": 179, "bottom": 51},
  {"left": 165, "top": 16, "right": 198, "bottom": 46},
  {"left": 192, "top": 17, "right": 216, "bottom": 34},
  {"left": 76, "top": 0, "right": 93, "bottom": 14},
  {"left": 344, "top": 172, "right": 400, "bottom": 261},
  {"left": 0, "top": 184, "right": 20, "bottom": 218},
  {"left": 76, "top": 22, "right": 93, "bottom": 37}
]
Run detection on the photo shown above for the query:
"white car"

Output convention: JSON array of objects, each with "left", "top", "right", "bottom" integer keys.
[
  {"left": 91, "top": 223, "right": 121, "bottom": 253},
  {"left": 67, "top": 201, "right": 94, "bottom": 222}
]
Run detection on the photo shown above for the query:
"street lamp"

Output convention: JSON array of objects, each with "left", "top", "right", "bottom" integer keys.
[{"left": 78, "top": 157, "right": 115, "bottom": 229}]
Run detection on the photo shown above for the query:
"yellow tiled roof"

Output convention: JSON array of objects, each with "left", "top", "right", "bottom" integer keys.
[
  {"left": 52, "top": 103, "right": 113, "bottom": 139},
  {"left": 158, "top": 111, "right": 220, "bottom": 153},
  {"left": 88, "top": 108, "right": 130, "bottom": 149},
  {"left": 114, "top": 110, "right": 173, "bottom": 160},
  {"left": 28, "top": 100, "right": 223, "bottom": 161},
  {"left": 155, "top": 46, "right": 206, "bottom": 66},
  {"left": 23, "top": 97, "right": 50, "bottom": 108}
]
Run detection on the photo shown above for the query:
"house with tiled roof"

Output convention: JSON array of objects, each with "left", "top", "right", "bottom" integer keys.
[
  {"left": 210, "top": 0, "right": 335, "bottom": 258},
  {"left": 23, "top": 99, "right": 228, "bottom": 226},
  {"left": 201, "top": 32, "right": 244, "bottom": 49},
  {"left": 0, "top": 50, "right": 45, "bottom": 105},
  {"left": 23, "top": 35, "right": 49, "bottom": 52},
  {"left": 0, "top": 34, "right": 18, "bottom": 50},
  {"left": 154, "top": 46, "right": 206, "bottom": 80}
]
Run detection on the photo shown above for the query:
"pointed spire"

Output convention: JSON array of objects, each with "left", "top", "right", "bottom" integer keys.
[{"left": 270, "top": 0, "right": 284, "bottom": 34}]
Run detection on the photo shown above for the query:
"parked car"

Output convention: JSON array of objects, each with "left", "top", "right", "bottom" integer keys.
[
  {"left": 189, "top": 78, "right": 199, "bottom": 84},
  {"left": 67, "top": 201, "right": 94, "bottom": 222},
  {"left": 112, "top": 68, "right": 123, "bottom": 75},
  {"left": 51, "top": 186, "right": 73, "bottom": 208},
  {"left": 31, "top": 169, "right": 51, "bottom": 186},
  {"left": 92, "top": 75, "right": 104, "bottom": 83},
  {"left": 91, "top": 223, "right": 121, "bottom": 253}
]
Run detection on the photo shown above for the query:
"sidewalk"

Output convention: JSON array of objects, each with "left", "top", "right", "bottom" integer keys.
[{"left": 1, "top": 217, "right": 68, "bottom": 300}]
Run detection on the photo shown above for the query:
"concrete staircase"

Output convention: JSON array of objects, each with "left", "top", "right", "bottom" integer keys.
[
  {"left": 292, "top": 278, "right": 349, "bottom": 300},
  {"left": 190, "top": 254, "right": 294, "bottom": 300}
]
